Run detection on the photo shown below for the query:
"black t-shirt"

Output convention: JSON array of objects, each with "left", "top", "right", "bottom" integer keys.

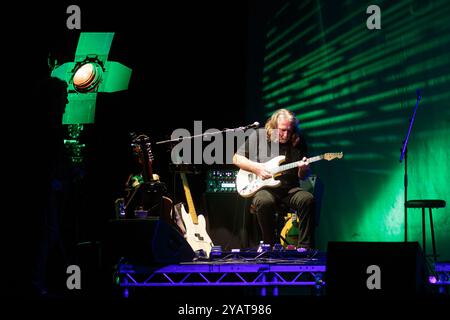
[{"left": 236, "top": 130, "right": 307, "bottom": 190}]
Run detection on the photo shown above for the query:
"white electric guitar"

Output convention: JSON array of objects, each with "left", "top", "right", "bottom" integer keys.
[
  {"left": 179, "top": 172, "right": 214, "bottom": 258},
  {"left": 236, "top": 152, "right": 343, "bottom": 198}
]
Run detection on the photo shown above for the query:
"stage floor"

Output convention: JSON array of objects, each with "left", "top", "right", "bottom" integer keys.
[{"left": 114, "top": 250, "right": 449, "bottom": 298}]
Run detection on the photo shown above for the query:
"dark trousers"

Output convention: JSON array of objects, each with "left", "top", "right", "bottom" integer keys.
[{"left": 252, "top": 187, "right": 315, "bottom": 248}]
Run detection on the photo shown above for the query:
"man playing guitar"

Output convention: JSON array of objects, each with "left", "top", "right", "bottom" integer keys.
[{"left": 232, "top": 109, "right": 315, "bottom": 251}]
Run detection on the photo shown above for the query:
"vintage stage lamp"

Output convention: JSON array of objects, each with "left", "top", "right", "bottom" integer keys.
[{"left": 51, "top": 32, "right": 132, "bottom": 124}]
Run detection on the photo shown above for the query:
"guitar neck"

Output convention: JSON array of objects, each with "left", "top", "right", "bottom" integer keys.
[
  {"left": 272, "top": 155, "right": 323, "bottom": 175},
  {"left": 134, "top": 135, "right": 154, "bottom": 182},
  {"left": 179, "top": 173, "right": 198, "bottom": 224},
  {"left": 142, "top": 160, "right": 153, "bottom": 182}
]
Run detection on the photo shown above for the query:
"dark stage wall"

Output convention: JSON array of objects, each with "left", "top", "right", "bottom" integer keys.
[
  {"left": 7, "top": 2, "right": 249, "bottom": 240},
  {"left": 4, "top": 2, "right": 250, "bottom": 293}
]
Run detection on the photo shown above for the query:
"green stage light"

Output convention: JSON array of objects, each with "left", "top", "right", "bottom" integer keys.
[
  {"left": 51, "top": 32, "right": 132, "bottom": 124},
  {"left": 72, "top": 61, "right": 103, "bottom": 93}
]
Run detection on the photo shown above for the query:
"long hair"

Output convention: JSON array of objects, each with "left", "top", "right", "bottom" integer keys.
[{"left": 265, "top": 109, "right": 300, "bottom": 147}]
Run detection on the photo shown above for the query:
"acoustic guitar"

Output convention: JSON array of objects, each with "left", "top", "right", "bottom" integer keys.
[{"left": 125, "top": 133, "right": 170, "bottom": 221}]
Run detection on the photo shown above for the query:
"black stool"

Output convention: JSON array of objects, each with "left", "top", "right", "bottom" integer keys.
[{"left": 405, "top": 199, "right": 446, "bottom": 261}]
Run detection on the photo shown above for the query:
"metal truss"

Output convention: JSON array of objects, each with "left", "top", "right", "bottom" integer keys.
[
  {"left": 432, "top": 262, "right": 450, "bottom": 294},
  {"left": 116, "top": 260, "right": 326, "bottom": 289},
  {"left": 115, "top": 259, "right": 450, "bottom": 297}
]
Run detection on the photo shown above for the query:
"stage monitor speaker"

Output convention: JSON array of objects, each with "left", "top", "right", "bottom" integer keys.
[
  {"left": 105, "top": 218, "right": 194, "bottom": 266},
  {"left": 326, "top": 241, "right": 426, "bottom": 297},
  {"left": 204, "top": 192, "right": 259, "bottom": 250}
]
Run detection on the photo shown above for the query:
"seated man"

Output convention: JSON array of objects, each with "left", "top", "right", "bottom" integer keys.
[{"left": 233, "top": 109, "right": 315, "bottom": 250}]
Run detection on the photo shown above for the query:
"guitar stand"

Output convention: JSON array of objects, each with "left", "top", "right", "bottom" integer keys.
[
  {"left": 124, "top": 180, "right": 167, "bottom": 218},
  {"left": 192, "top": 249, "right": 209, "bottom": 261}
]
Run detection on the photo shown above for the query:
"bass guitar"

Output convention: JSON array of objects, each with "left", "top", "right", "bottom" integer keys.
[{"left": 179, "top": 172, "right": 214, "bottom": 258}]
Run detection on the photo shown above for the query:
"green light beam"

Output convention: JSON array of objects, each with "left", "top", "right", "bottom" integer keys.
[{"left": 308, "top": 118, "right": 404, "bottom": 138}]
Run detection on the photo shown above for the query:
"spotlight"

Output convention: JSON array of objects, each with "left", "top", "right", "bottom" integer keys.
[
  {"left": 72, "top": 60, "right": 103, "bottom": 93},
  {"left": 51, "top": 32, "right": 132, "bottom": 124}
]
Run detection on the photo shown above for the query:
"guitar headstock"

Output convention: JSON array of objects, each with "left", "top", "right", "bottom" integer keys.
[
  {"left": 131, "top": 134, "right": 153, "bottom": 162},
  {"left": 131, "top": 133, "right": 154, "bottom": 181},
  {"left": 323, "top": 152, "right": 343, "bottom": 161}
]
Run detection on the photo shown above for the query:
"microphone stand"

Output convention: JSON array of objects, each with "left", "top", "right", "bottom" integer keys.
[
  {"left": 155, "top": 124, "right": 259, "bottom": 206},
  {"left": 155, "top": 125, "right": 257, "bottom": 145},
  {"left": 400, "top": 90, "right": 422, "bottom": 242}
]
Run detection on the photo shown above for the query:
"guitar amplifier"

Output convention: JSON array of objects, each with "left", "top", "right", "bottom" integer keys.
[
  {"left": 105, "top": 218, "right": 194, "bottom": 266},
  {"left": 206, "top": 169, "right": 238, "bottom": 192}
]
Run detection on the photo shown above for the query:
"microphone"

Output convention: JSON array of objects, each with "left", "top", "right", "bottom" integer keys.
[
  {"left": 416, "top": 89, "right": 422, "bottom": 101},
  {"left": 240, "top": 121, "right": 260, "bottom": 130}
]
